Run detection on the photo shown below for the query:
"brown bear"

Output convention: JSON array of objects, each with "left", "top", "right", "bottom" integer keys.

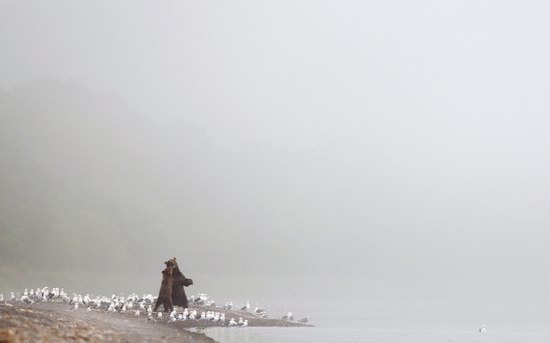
[
  {"left": 153, "top": 266, "right": 174, "bottom": 313},
  {"left": 165, "top": 257, "right": 193, "bottom": 308}
]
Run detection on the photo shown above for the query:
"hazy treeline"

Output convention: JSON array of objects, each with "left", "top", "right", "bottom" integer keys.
[
  {"left": 0, "top": 80, "right": 259, "bottom": 292},
  {"left": 0, "top": 80, "right": 170, "bottom": 287}
]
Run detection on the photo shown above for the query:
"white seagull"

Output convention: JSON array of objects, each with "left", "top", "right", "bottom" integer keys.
[
  {"left": 20, "top": 295, "right": 32, "bottom": 305},
  {"left": 282, "top": 312, "right": 294, "bottom": 321},
  {"left": 241, "top": 301, "right": 250, "bottom": 311}
]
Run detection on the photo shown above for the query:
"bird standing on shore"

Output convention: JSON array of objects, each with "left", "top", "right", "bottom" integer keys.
[
  {"left": 20, "top": 295, "right": 32, "bottom": 305},
  {"left": 189, "top": 310, "right": 197, "bottom": 320},
  {"left": 255, "top": 305, "right": 266, "bottom": 314},
  {"left": 282, "top": 312, "right": 294, "bottom": 321},
  {"left": 241, "top": 301, "right": 250, "bottom": 311}
]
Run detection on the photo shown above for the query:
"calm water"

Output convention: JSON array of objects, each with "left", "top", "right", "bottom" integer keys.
[
  {"left": 206, "top": 326, "right": 550, "bottom": 343},
  {"left": 204, "top": 299, "right": 550, "bottom": 343}
]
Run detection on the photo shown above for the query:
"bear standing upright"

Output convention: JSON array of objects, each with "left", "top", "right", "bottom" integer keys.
[
  {"left": 153, "top": 266, "right": 174, "bottom": 312},
  {"left": 165, "top": 257, "right": 193, "bottom": 308}
]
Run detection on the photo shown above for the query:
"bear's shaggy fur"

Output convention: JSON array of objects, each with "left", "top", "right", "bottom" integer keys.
[
  {"left": 165, "top": 257, "right": 193, "bottom": 308},
  {"left": 153, "top": 266, "right": 174, "bottom": 313}
]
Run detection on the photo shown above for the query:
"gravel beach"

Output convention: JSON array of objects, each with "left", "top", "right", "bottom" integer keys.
[{"left": 0, "top": 299, "right": 310, "bottom": 342}]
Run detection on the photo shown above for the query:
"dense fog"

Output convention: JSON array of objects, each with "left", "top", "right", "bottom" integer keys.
[{"left": 1, "top": 1, "right": 550, "bottom": 312}]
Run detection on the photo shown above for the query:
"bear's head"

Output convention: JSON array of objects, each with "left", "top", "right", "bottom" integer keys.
[{"left": 164, "top": 257, "right": 177, "bottom": 268}]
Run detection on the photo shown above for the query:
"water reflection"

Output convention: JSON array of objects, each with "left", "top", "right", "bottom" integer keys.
[{"left": 205, "top": 327, "right": 256, "bottom": 343}]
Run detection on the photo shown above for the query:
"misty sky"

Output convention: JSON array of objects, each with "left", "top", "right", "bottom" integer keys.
[{"left": 1, "top": 1, "right": 550, "bottom": 307}]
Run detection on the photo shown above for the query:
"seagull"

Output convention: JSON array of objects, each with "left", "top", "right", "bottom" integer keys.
[
  {"left": 139, "top": 302, "right": 146, "bottom": 311},
  {"left": 83, "top": 295, "right": 90, "bottom": 306},
  {"left": 238, "top": 317, "right": 244, "bottom": 326},
  {"left": 241, "top": 301, "right": 250, "bottom": 311},
  {"left": 479, "top": 324, "right": 487, "bottom": 333},
  {"left": 189, "top": 310, "right": 197, "bottom": 320},
  {"left": 282, "top": 312, "right": 294, "bottom": 321},
  {"left": 11, "top": 292, "right": 16, "bottom": 301},
  {"left": 298, "top": 317, "right": 310, "bottom": 323},
  {"left": 240, "top": 319, "right": 248, "bottom": 327},
  {"left": 157, "top": 312, "right": 163, "bottom": 319},
  {"left": 228, "top": 318, "right": 238, "bottom": 326},
  {"left": 92, "top": 299, "right": 102, "bottom": 309},
  {"left": 20, "top": 295, "right": 32, "bottom": 305},
  {"left": 135, "top": 310, "right": 141, "bottom": 317},
  {"left": 0, "top": 294, "right": 3, "bottom": 302}
]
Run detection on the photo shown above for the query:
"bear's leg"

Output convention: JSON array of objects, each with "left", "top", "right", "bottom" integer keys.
[
  {"left": 181, "top": 289, "right": 188, "bottom": 309},
  {"left": 164, "top": 300, "right": 173, "bottom": 312},
  {"left": 153, "top": 297, "right": 162, "bottom": 312}
]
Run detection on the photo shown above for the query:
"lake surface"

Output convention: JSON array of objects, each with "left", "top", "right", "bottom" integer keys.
[
  {"left": 206, "top": 326, "right": 550, "bottom": 343},
  {"left": 204, "top": 299, "right": 550, "bottom": 343}
]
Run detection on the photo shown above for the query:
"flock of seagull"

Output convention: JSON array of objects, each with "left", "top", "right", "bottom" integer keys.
[{"left": 0, "top": 287, "right": 309, "bottom": 327}]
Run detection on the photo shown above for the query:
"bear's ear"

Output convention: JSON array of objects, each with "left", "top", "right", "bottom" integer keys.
[{"left": 172, "top": 257, "right": 177, "bottom": 261}]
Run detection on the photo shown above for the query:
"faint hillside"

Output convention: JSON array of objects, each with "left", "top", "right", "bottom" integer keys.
[{"left": 0, "top": 80, "right": 181, "bottom": 291}]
